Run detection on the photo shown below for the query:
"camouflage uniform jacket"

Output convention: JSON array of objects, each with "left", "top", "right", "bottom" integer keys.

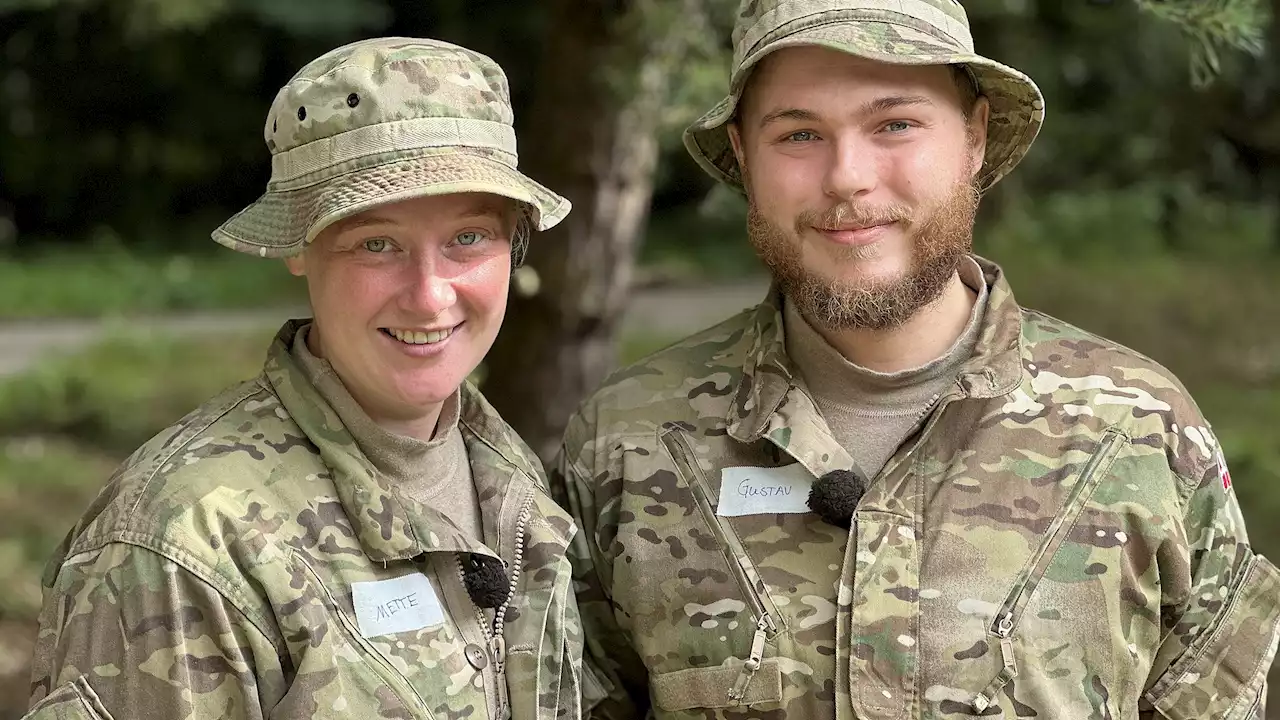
[
  {"left": 555, "top": 257, "right": 1280, "bottom": 720},
  {"left": 25, "top": 320, "right": 596, "bottom": 720}
]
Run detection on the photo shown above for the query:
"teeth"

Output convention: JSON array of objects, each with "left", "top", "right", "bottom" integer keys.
[{"left": 389, "top": 328, "right": 452, "bottom": 345}]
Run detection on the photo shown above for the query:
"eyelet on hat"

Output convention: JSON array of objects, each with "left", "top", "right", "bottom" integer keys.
[
  {"left": 297, "top": 106, "right": 306, "bottom": 121},
  {"left": 346, "top": 93, "right": 360, "bottom": 108}
]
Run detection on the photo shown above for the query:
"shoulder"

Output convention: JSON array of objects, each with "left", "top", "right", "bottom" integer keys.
[
  {"left": 1017, "top": 307, "right": 1219, "bottom": 489},
  {"left": 52, "top": 375, "right": 324, "bottom": 573},
  {"left": 562, "top": 308, "right": 757, "bottom": 465}
]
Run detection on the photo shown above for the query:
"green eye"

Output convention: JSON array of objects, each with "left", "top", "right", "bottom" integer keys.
[
  {"left": 456, "top": 231, "right": 484, "bottom": 246},
  {"left": 885, "top": 121, "right": 911, "bottom": 133},
  {"left": 363, "top": 238, "right": 389, "bottom": 252}
]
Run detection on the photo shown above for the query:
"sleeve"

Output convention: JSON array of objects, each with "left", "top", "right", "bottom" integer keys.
[
  {"left": 1142, "top": 445, "right": 1280, "bottom": 720},
  {"left": 548, "top": 411, "right": 647, "bottom": 720},
  {"left": 25, "top": 541, "right": 285, "bottom": 720}
]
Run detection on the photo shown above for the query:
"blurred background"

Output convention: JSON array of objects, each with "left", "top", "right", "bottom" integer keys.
[{"left": 1, "top": 0, "right": 1278, "bottom": 714}]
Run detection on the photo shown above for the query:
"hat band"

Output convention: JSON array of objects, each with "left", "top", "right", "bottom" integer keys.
[
  {"left": 270, "top": 116, "right": 518, "bottom": 183},
  {"left": 737, "top": 0, "right": 973, "bottom": 64}
]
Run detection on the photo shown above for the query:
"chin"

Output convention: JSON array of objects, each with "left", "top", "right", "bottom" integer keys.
[{"left": 393, "top": 375, "right": 463, "bottom": 406}]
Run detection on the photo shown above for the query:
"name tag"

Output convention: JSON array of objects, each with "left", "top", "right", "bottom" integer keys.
[
  {"left": 351, "top": 573, "right": 446, "bottom": 638},
  {"left": 717, "top": 464, "right": 814, "bottom": 517}
]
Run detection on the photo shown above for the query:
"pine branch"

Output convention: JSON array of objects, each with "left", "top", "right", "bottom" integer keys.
[{"left": 1133, "top": 0, "right": 1271, "bottom": 87}]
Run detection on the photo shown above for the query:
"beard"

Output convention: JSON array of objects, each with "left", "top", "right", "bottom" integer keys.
[{"left": 747, "top": 179, "right": 980, "bottom": 332}]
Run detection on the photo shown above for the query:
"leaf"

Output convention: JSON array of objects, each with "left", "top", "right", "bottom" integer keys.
[{"left": 1132, "top": 0, "right": 1271, "bottom": 87}]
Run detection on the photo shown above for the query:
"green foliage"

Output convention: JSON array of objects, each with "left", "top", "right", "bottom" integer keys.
[
  {"left": 0, "top": 249, "right": 306, "bottom": 319},
  {"left": 0, "top": 329, "right": 273, "bottom": 453},
  {"left": 1133, "top": 0, "right": 1270, "bottom": 86}
]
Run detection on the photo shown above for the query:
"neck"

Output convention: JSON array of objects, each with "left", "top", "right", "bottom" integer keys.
[
  {"left": 374, "top": 406, "right": 445, "bottom": 443},
  {"left": 814, "top": 272, "right": 977, "bottom": 372}
]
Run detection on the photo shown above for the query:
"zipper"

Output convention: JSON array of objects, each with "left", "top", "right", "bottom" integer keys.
[
  {"left": 971, "top": 611, "right": 1018, "bottom": 713},
  {"left": 661, "top": 429, "right": 779, "bottom": 704},
  {"left": 727, "top": 614, "right": 772, "bottom": 703},
  {"left": 457, "top": 484, "right": 534, "bottom": 720},
  {"left": 292, "top": 551, "right": 433, "bottom": 716},
  {"left": 971, "top": 428, "right": 1126, "bottom": 712},
  {"left": 661, "top": 430, "right": 780, "bottom": 637}
]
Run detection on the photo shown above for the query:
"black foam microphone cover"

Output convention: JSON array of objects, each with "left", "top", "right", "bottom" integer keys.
[
  {"left": 808, "top": 469, "right": 865, "bottom": 528},
  {"left": 461, "top": 554, "right": 510, "bottom": 609}
]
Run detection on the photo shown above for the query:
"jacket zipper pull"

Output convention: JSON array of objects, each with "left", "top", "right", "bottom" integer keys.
[
  {"left": 972, "top": 611, "right": 1019, "bottom": 713},
  {"left": 728, "top": 615, "right": 771, "bottom": 704}
]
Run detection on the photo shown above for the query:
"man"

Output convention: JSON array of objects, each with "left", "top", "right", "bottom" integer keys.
[
  {"left": 554, "top": 2, "right": 1280, "bottom": 719},
  {"left": 25, "top": 38, "right": 600, "bottom": 719}
]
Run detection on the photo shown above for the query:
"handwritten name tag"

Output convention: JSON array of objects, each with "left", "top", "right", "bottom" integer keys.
[
  {"left": 351, "top": 573, "right": 446, "bottom": 638},
  {"left": 717, "top": 464, "right": 815, "bottom": 517}
]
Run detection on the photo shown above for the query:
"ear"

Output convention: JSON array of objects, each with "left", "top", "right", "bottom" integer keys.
[
  {"left": 283, "top": 252, "right": 307, "bottom": 277},
  {"left": 966, "top": 96, "right": 991, "bottom": 180},
  {"left": 728, "top": 121, "right": 747, "bottom": 169}
]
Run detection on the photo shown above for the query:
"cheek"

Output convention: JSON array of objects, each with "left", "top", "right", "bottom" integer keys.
[
  {"left": 748, "top": 146, "right": 823, "bottom": 214},
  {"left": 311, "top": 264, "right": 400, "bottom": 322},
  {"left": 890, "top": 139, "right": 970, "bottom": 199},
  {"left": 454, "top": 254, "right": 511, "bottom": 321}
]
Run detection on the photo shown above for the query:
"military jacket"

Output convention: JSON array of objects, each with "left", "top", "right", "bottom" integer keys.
[
  {"left": 555, "top": 258, "right": 1279, "bottom": 720},
  {"left": 25, "top": 320, "right": 596, "bottom": 720}
]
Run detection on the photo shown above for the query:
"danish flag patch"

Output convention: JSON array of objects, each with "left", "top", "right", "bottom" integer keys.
[{"left": 1216, "top": 447, "right": 1232, "bottom": 490}]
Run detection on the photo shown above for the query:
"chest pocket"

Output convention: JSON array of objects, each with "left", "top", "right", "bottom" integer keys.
[
  {"left": 963, "top": 427, "right": 1129, "bottom": 717},
  {"left": 608, "top": 428, "right": 788, "bottom": 712},
  {"left": 280, "top": 550, "right": 465, "bottom": 719}
]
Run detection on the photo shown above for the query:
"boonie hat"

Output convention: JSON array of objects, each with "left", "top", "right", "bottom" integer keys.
[
  {"left": 684, "top": 0, "right": 1046, "bottom": 194},
  {"left": 213, "top": 37, "right": 570, "bottom": 258}
]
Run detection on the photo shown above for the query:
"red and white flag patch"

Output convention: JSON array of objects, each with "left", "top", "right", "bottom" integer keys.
[{"left": 1216, "top": 447, "right": 1232, "bottom": 490}]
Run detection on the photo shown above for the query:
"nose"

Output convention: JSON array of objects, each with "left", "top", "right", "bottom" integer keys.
[
  {"left": 822, "top": 135, "right": 877, "bottom": 201},
  {"left": 403, "top": 256, "right": 457, "bottom": 317}
]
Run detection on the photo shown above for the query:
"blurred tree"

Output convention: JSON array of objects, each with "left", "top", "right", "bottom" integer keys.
[{"left": 481, "top": 0, "right": 736, "bottom": 465}]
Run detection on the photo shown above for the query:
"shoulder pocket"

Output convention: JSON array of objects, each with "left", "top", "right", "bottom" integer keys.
[
  {"left": 650, "top": 659, "right": 783, "bottom": 711},
  {"left": 1144, "top": 553, "right": 1280, "bottom": 720},
  {"left": 22, "top": 676, "right": 114, "bottom": 720}
]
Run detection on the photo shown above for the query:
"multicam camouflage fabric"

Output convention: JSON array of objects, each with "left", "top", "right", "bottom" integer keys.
[
  {"left": 555, "top": 257, "right": 1279, "bottom": 719},
  {"left": 683, "top": 0, "right": 1045, "bottom": 194},
  {"left": 25, "top": 320, "right": 598, "bottom": 719}
]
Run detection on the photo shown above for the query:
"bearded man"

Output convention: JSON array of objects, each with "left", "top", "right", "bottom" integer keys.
[{"left": 552, "top": 1, "right": 1280, "bottom": 719}]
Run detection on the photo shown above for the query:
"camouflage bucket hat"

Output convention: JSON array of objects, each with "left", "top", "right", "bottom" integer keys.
[
  {"left": 213, "top": 37, "right": 570, "bottom": 258},
  {"left": 684, "top": 0, "right": 1046, "bottom": 194}
]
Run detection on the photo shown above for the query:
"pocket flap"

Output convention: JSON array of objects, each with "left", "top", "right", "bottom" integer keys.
[
  {"left": 651, "top": 659, "right": 783, "bottom": 711},
  {"left": 1144, "top": 553, "right": 1280, "bottom": 720},
  {"left": 22, "top": 676, "right": 114, "bottom": 720}
]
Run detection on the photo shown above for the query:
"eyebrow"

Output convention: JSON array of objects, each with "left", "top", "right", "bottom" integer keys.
[{"left": 757, "top": 95, "right": 936, "bottom": 130}]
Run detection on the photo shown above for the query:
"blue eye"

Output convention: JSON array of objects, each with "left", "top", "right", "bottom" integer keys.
[
  {"left": 884, "top": 121, "right": 911, "bottom": 133},
  {"left": 362, "top": 238, "right": 390, "bottom": 253},
  {"left": 786, "top": 131, "right": 817, "bottom": 142},
  {"left": 456, "top": 231, "right": 485, "bottom": 246}
]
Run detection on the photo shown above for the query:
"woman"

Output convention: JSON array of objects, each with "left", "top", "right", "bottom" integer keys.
[{"left": 25, "top": 37, "right": 602, "bottom": 720}]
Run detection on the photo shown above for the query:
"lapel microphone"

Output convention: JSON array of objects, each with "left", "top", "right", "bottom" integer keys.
[
  {"left": 808, "top": 469, "right": 866, "bottom": 528},
  {"left": 461, "top": 553, "right": 510, "bottom": 608}
]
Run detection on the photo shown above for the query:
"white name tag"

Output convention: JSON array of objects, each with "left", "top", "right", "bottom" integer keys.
[
  {"left": 717, "top": 464, "right": 814, "bottom": 517},
  {"left": 351, "top": 573, "right": 446, "bottom": 638}
]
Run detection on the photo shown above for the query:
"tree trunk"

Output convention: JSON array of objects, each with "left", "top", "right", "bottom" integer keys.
[{"left": 481, "top": 0, "right": 675, "bottom": 466}]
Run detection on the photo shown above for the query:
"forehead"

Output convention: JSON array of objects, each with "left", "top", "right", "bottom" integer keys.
[
  {"left": 336, "top": 192, "right": 516, "bottom": 228},
  {"left": 742, "top": 46, "right": 958, "bottom": 113}
]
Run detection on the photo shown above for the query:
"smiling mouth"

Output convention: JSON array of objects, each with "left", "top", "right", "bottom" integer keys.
[
  {"left": 380, "top": 326, "right": 456, "bottom": 345},
  {"left": 817, "top": 221, "right": 893, "bottom": 233}
]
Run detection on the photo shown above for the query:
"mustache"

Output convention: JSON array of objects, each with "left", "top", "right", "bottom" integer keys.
[{"left": 795, "top": 202, "right": 911, "bottom": 233}]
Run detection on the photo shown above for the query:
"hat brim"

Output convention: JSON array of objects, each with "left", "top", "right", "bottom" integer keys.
[
  {"left": 212, "top": 152, "right": 571, "bottom": 258},
  {"left": 683, "top": 21, "right": 1045, "bottom": 194}
]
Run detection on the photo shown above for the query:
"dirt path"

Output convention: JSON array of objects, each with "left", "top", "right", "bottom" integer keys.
[{"left": 0, "top": 279, "right": 771, "bottom": 377}]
